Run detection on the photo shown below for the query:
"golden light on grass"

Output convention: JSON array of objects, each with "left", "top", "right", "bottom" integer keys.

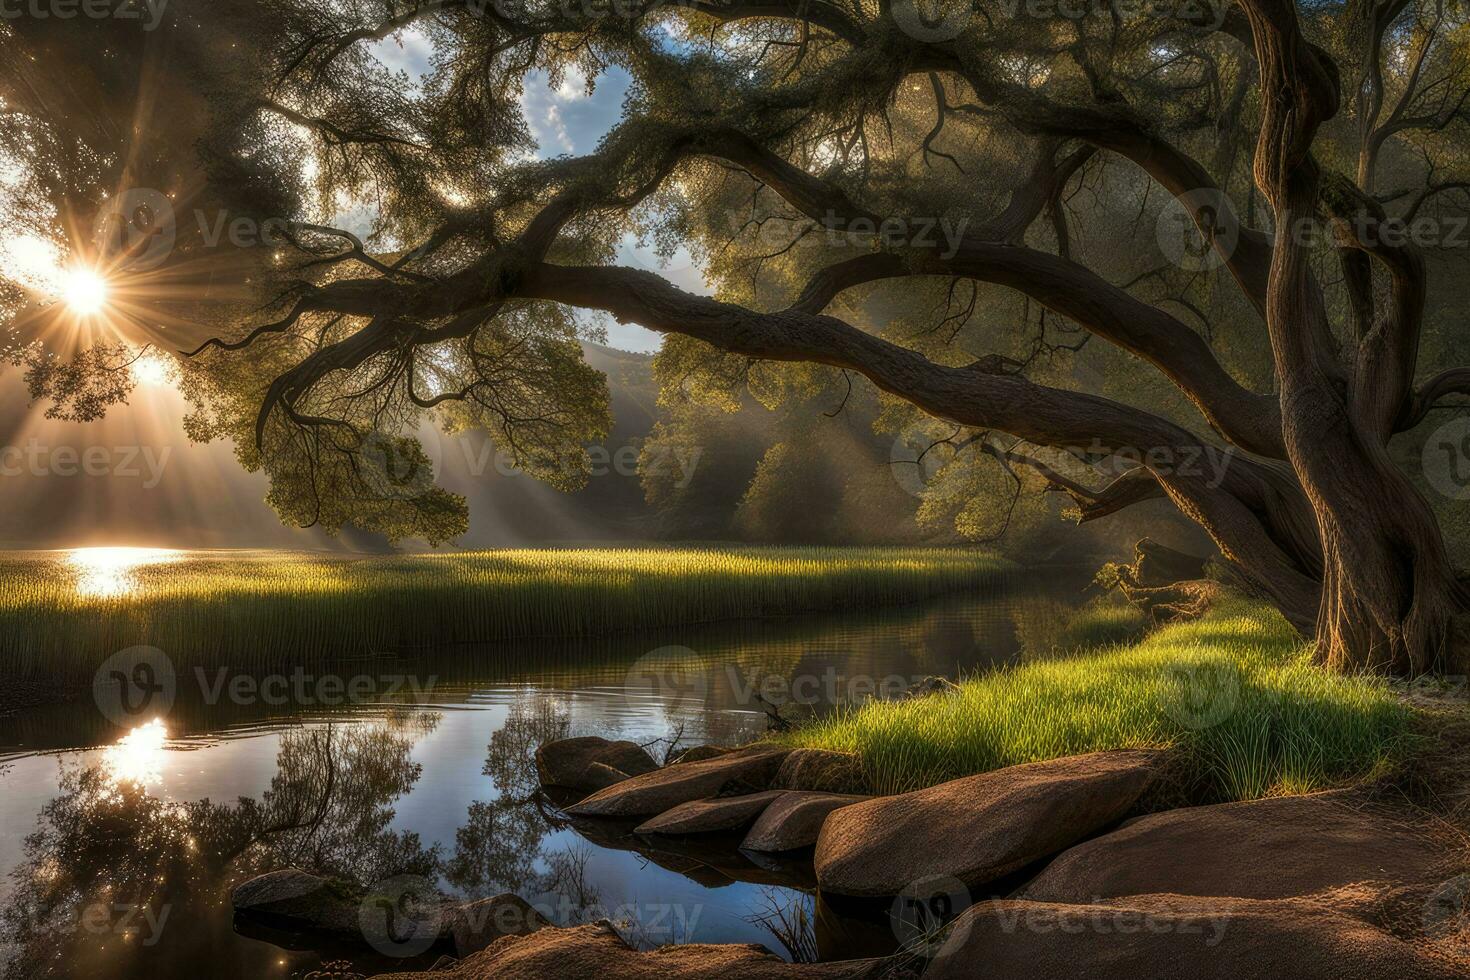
[
  {"left": 66, "top": 546, "right": 182, "bottom": 598},
  {"left": 62, "top": 267, "right": 110, "bottom": 316}
]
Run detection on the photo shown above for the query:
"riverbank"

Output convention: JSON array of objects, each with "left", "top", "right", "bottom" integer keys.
[
  {"left": 481, "top": 600, "right": 1467, "bottom": 978},
  {"left": 784, "top": 600, "right": 1415, "bottom": 800}
]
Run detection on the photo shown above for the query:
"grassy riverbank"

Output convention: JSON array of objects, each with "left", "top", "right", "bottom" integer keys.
[
  {"left": 1, "top": 546, "right": 1010, "bottom": 681},
  {"left": 787, "top": 599, "right": 1414, "bottom": 801}
]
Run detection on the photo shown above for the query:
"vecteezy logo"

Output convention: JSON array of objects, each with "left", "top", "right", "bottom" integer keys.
[
  {"left": 1155, "top": 188, "right": 1239, "bottom": 272},
  {"left": 890, "top": 0, "right": 973, "bottom": 41},
  {"left": 890, "top": 422, "right": 957, "bottom": 497},
  {"left": 1421, "top": 874, "right": 1470, "bottom": 938},
  {"left": 359, "top": 427, "right": 442, "bottom": 501},
  {"left": 622, "top": 645, "right": 710, "bottom": 711},
  {"left": 360, "top": 874, "right": 443, "bottom": 958},
  {"left": 93, "top": 188, "right": 176, "bottom": 272},
  {"left": 1162, "top": 660, "right": 1239, "bottom": 730},
  {"left": 1422, "top": 418, "right": 1470, "bottom": 501},
  {"left": 93, "top": 646, "right": 177, "bottom": 727},
  {"left": 890, "top": 874, "right": 973, "bottom": 959}
]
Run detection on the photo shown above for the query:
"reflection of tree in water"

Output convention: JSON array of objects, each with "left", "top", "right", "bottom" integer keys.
[
  {"left": 233, "top": 714, "right": 442, "bottom": 882},
  {"left": 2, "top": 713, "right": 440, "bottom": 979},
  {"left": 444, "top": 694, "right": 570, "bottom": 901},
  {"left": 441, "top": 693, "right": 614, "bottom": 930}
]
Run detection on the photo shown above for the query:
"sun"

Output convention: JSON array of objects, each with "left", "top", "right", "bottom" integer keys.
[{"left": 62, "top": 267, "right": 109, "bottom": 315}]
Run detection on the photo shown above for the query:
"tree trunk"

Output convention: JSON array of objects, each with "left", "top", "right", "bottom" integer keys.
[
  {"left": 1289, "top": 422, "right": 1469, "bottom": 674},
  {"left": 1312, "top": 499, "right": 1467, "bottom": 675}
]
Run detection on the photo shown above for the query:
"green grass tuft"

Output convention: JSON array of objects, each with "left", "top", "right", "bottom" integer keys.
[{"left": 786, "top": 599, "right": 1413, "bottom": 801}]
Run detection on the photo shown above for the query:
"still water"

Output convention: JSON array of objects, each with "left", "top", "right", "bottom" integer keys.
[{"left": 0, "top": 568, "right": 1091, "bottom": 979}]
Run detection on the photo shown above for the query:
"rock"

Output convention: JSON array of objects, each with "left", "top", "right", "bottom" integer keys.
[
  {"left": 923, "top": 895, "right": 1465, "bottom": 980},
  {"left": 231, "top": 869, "right": 365, "bottom": 939},
  {"left": 668, "top": 744, "right": 735, "bottom": 765},
  {"left": 372, "top": 921, "right": 888, "bottom": 979},
  {"left": 903, "top": 676, "right": 960, "bottom": 699},
  {"left": 742, "top": 792, "right": 869, "bottom": 852},
  {"left": 772, "top": 749, "right": 869, "bottom": 794},
  {"left": 582, "top": 762, "right": 632, "bottom": 790},
  {"left": 814, "top": 749, "right": 1158, "bottom": 897},
  {"left": 536, "top": 737, "right": 659, "bottom": 793},
  {"left": 450, "top": 894, "right": 551, "bottom": 958},
  {"left": 566, "top": 747, "right": 791, "bottom": 818},
  {"left": 635, "top": 791, "right": 787, "bottom": 835},
  {"left": 1020, "top": 792, "right": 1447, "bottom": 903}
]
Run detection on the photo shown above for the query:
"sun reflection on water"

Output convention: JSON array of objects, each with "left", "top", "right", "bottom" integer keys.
[
  {"left": 66, "top": 547, "right": 181, "bottom": 598},
  {"left": 102, "top": 718, "right": 169, "bottom": 788}
]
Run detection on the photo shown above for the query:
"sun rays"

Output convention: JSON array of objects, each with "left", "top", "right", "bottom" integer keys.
[{"left": 61, "top": 266, "right": 111, "bottom": 316}]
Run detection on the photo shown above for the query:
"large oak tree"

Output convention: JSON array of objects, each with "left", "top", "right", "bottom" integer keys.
[{"left": 4, "top": 0, "right": 1470, "bottom": 673}]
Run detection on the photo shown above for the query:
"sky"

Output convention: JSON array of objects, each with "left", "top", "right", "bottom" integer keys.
[{"left": 371, "top": 29, "right": 709, "bottom": 354}]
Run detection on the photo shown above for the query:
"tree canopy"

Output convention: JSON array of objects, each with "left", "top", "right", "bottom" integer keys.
[{"left": 3, "top": 0, "right": 1470, "bottom": 671}]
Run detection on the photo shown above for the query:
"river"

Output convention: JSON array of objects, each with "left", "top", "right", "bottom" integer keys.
[{"left": 0, "top": 566, "right": 1095, "bottom": 978}]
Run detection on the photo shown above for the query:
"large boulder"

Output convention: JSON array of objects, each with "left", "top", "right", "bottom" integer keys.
[
  {"left": 1020, "top": 792, "right": 1449, "bottom": 904},
  {"left": 231, "top": 869, "right": 367, "bottom": 940},
  {"left": 742, "top": 792, "right": 870, "bottom": 853},
  {"left": 772, "top": 749, "right": 869, "bottom": 794},
  {"left": 923, "top": 894, "right": 1466, "bottom": 980},
  {"left": 566, "top": 747, "right": 791, "bottom": 818},
  {"left": 635, "top": 791, "right": 787, "bottom": 835},
  {"left": 814, "top": 749, "right": 1159, "bottom": 896},
  {"left": 450, "top": 894, "right": 551, "bottom": 958},
  {"left": 536, "top": 737, "right": 659, "bottom": 793},
  {"left": 373, "top": 922, "right": 888, "bottom": 979}
]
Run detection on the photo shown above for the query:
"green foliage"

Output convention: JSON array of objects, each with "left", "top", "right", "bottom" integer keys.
[
  {"left": 3, "top": 0, "right": 1468, "bottom": 558},
  {"left": 787, "top": 600, "right": 1414, "bottom": 800}
]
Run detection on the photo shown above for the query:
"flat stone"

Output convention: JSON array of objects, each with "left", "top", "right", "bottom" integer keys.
[
  {"left": 450, "top": 894, "right": 551, "bottom": 958},
  {"left": 742, "top": 792, "right": 870, "bottom": 852},
  {"left": 1020, "top": 791, "right": 1448, "bottom": 903},
  {"left": 923, "top": 895, "right": 1465, "bottom": 980},
  {"left": 772, "top": 749, "right": 869, "bottom": 794},
  {"left": 566, "top": 746, "right": 791, "bottom": 818},
  {"left": 372, "top": 922, "right": 888, "bottom": 979},
  {"left": 634, "top": 791, "right": 787, "bottom": 835},
  {"left": 814, "top": 749, "right": 1159, "bottom": 897},
  {"left": 536, "top": 737, "right": 659, "bottom": 793}
]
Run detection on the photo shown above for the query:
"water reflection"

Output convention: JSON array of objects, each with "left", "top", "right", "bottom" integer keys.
[
  {"left": 445, "top": 695, "right": 568, "bottom": 899},
  {"left": 0, "top": 697, "right": 824, "bottom": 979},
  {"left": 66, "top": 548, "right": 181, "bottom": 599},
  {"left": 100, "top": 719, "right": 168, "bottom": 790},
  {"left": 0, "top": 572, "right": 1105, "bottom": 977},
  {"left": 2, "top": 714, "right": 444, "bottom": 979}
]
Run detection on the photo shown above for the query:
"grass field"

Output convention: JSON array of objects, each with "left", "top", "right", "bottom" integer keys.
[
  {"left": 0, "top": 546, "right": 1011, "bottom": 681},
  {"left": 786, "top": 599, "right": 1414, "bottom": 802}
]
